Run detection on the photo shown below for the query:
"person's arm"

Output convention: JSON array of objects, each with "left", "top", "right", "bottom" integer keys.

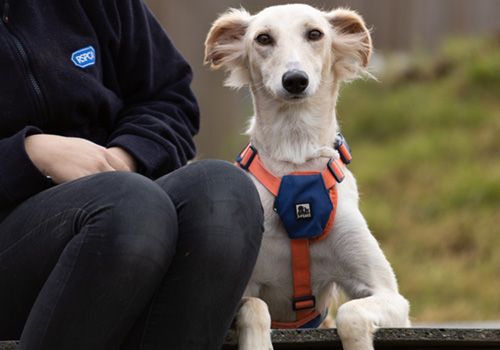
[
  {"left": 106, "top": 0, "right": 200, "bottom": 179},
  {"left": 0, "top": 127, "right": 52, "bottom": 206},
  {"left": 0, "top": 129, "right": 134, "bottom": 207}
]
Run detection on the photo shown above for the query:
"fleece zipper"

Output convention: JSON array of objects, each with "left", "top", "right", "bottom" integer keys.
[{"left": 2, "top": 0, "right": 48, "bottom": 126}]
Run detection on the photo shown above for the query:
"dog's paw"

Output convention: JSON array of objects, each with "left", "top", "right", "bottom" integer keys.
[
  {"left": 237, "top": 297, "right": 273, "bottom": 350},
  {"left": 336, "top": 302, "right": 376, "bottom": 350}
]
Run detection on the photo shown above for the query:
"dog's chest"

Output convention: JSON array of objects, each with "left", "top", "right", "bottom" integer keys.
[
  {"left": 243, "top": 161, "right": 358, "bottom": 322},
  {"left": 249, "top": 179, "right": 336, "bottom": 290}
]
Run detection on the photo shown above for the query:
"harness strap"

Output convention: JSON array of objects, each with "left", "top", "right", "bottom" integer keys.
[
  {"left": 312, "top": 185, "right": 338, "bottom": 243},
  {"left": 236, "top": 144, "right": 345, "bottom": 195},
  {"left": 236, "top": 144, "right": 280, "bottom": 196},
  {"left": 271, "top": 310, "right": 321, "bottom": 329},
  {"left": 278, "top": 186, "right": 337, "bottom": 328},
  {"left": 335, "top": 132, "right": 353, "bottom": 165},
  {"left": 291, "top": 239, "right": 313, "bottom": 313},
  {"left": 292, "top": 239, "right": 316, "bottom": 321}
]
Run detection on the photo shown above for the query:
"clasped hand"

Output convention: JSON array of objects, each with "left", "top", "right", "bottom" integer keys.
[{"left": 25, "top": 134, "right": 137, "bottom": 184}]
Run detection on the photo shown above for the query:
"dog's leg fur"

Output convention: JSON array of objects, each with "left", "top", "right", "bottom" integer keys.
[
  {"left": 236, "top": 297, "right": 274, "bottom": 350},
  {"left": 320, "top": 313, "right": 336, "bottom": 328},
  {"left": 332, "top": 208, "right": 410, "bottom": 350}
]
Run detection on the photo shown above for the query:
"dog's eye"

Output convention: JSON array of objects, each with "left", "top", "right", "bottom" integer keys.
[
  {"left": 256, "top": 33, "right": 273, "bottom": 46},
  {"left": 307, "top": 29, "right": 323, "bottom": 41}
]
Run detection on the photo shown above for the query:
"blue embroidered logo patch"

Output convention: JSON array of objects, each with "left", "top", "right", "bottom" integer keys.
[{"left": 71, "top": 46, "right": 96, "bottom": 68}]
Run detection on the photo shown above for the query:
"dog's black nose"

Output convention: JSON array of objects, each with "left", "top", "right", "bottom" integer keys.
[{"left": 282, "top": 70, "right": 309, "bottom": 94}]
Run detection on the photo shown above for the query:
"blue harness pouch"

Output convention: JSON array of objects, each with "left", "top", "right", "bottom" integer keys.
[{"left": 274, "top": 174, "right": 333, "bottom": 240}]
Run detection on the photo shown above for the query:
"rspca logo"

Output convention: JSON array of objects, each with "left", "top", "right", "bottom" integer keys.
[
  {"left": 295, "top": 203, "right": 312, "bottom": 220},
  {"left": 71, "top": 46, "right": 96, "bottom": 68}
]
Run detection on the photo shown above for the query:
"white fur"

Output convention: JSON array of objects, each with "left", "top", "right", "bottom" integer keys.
[
  {"left": 205, "top": 4, "right": 410, "bottom": 350},
  {"left": 237, "top": 298, "right": 274, "bottom": 350}
]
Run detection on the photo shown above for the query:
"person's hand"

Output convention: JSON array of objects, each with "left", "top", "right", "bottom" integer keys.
[
  {"left": 107, "top": 146, "right": 137, "bottom": 172},
  {"left": 25, "top": 134, "right": 134, "bottom": 184}
]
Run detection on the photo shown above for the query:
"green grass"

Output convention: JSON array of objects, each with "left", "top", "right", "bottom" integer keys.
[{"left": 336, "top": 37, "right": 500, "bottom": 322}]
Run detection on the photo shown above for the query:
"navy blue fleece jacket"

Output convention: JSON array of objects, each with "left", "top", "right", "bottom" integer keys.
[{"left": 0, "top": 0, "right": 199, "bottom": 207}]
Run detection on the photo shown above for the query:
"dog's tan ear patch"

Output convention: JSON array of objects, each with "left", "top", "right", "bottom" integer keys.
[
  {"left": 326, "top": 8, "right": 373, "bottom": 80},
  {"left": 204, "top": 8, "right": 251, "bottom": 69}
]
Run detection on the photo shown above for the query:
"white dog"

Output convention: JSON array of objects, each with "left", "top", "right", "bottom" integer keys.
[{"left": 205, "top": 4, "right": 410, "bottom": 350}]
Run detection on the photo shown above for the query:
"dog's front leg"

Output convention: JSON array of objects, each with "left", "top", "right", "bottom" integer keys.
[
  {"left": 332, "top": 210, "right": 410, "bottom": 350},
  {"left": 236, "top": 297, "right": 273, "bottom": 350}
]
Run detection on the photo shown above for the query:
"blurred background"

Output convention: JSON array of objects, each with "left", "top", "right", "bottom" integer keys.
[{"left": 145, "top": 0, "right": 500, "bottom": 325}]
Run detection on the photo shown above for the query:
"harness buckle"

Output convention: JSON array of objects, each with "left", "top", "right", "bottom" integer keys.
[
  {"left": 335, "top": 133, "right": 353, "bottom": 165},
  {"left": 327, "top": 159, "right": 345, "bottom": 183},
  {"left": 236, "top": 144, "right": 258, "bottom": 170},
  {"left": 292, "top": 295, "right": 316, "bottom": 311}
]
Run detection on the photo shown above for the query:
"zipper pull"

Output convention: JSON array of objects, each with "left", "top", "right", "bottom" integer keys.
[{"left": 2, "top": 1, "right": 9, "bottom": 23}]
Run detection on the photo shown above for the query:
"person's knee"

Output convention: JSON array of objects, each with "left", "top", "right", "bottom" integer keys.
[
  {"left": 162, "top": 160, "right": 263, "bottom": 262},
  {"left": 206, "top": 160, "right": 264, "bottom": 242},
  {"left": 79, "top": 172, "right": 177, "bottom": 269},
  {"left": 169, "top": 160, "right": 262, "bottom": 238}
]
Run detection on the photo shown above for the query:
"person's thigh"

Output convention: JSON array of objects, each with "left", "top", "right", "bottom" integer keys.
[
  {"left": 124, "top": 160, "right": 264, "bottom": 350},
  {"left": 0, "top": 172, "right": 176, "bottom": 348}
]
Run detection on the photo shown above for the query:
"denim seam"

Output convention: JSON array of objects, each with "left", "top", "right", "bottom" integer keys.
[
  {"left": 0, "top": 208, "right": 84, "bottom": 258},
  {"left": 26, "top": 208, "right": 90, "bottom": 346},
  {"left": 137, "top": 292, "right": 159, "bottom": 350}
]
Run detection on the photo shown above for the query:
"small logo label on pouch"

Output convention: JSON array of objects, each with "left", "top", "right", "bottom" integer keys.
[
  {"left": 296, "top": 203, "right": 312, "bottom": 219},
  {"left": 71, "top": 46, "right": 96, "bottom": 68}
]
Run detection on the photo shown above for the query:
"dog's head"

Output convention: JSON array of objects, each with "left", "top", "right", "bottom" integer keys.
[{"left": 205, "top": 4, "right": 372, "bottom": 102}]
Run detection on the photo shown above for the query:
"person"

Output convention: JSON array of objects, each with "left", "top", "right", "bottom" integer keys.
[{"left": 0, "top": 0, "right": 263, "bottom": 349}]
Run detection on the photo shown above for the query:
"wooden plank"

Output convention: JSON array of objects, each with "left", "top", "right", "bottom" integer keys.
[
  {"left": 2, "top": 328, "right": 499, "bottom": 350},
  {"left": 222, "top": 328, "right": 500, "bottom": 349}
]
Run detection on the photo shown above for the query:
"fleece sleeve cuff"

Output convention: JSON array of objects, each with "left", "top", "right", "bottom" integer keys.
[
  {"left": 107, "top": 134, "right": 172, "bottom": 178},
  {"left": 0, "top": 126, "right": 52, "bottom": 206}
]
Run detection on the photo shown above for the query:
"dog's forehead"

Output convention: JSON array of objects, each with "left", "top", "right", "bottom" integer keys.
[{"left": 249, "top": 4, "right": 328, "bottom": 32}]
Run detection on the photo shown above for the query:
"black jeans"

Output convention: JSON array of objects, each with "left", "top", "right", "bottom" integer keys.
[{"left": 0, "top": 160, "right": 263, "bottom": 350}]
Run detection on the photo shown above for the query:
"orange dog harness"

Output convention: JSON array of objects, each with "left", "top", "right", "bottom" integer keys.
[{"left": 236, "top": 134, "right": 352, "bottom": 328}]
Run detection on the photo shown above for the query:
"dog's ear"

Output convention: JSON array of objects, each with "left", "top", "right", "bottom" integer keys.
[
  {"left": 204, "top": 8, "right": 250, "bottom": 69},
  {"left": 325, "top": 8, "right": 373, "bottom": 81}
]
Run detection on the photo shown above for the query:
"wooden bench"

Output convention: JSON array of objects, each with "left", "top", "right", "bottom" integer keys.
[
  {"left": 2, "top": 328, "right": 499, "bottom": 349},
  {"left": 223, "top": 328, "right": 500, "bottom": 349}
]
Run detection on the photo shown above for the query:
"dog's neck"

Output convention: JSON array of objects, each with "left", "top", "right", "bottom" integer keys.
[{"left": 247, "top": 83, "right": 340, "bottom": 169}]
